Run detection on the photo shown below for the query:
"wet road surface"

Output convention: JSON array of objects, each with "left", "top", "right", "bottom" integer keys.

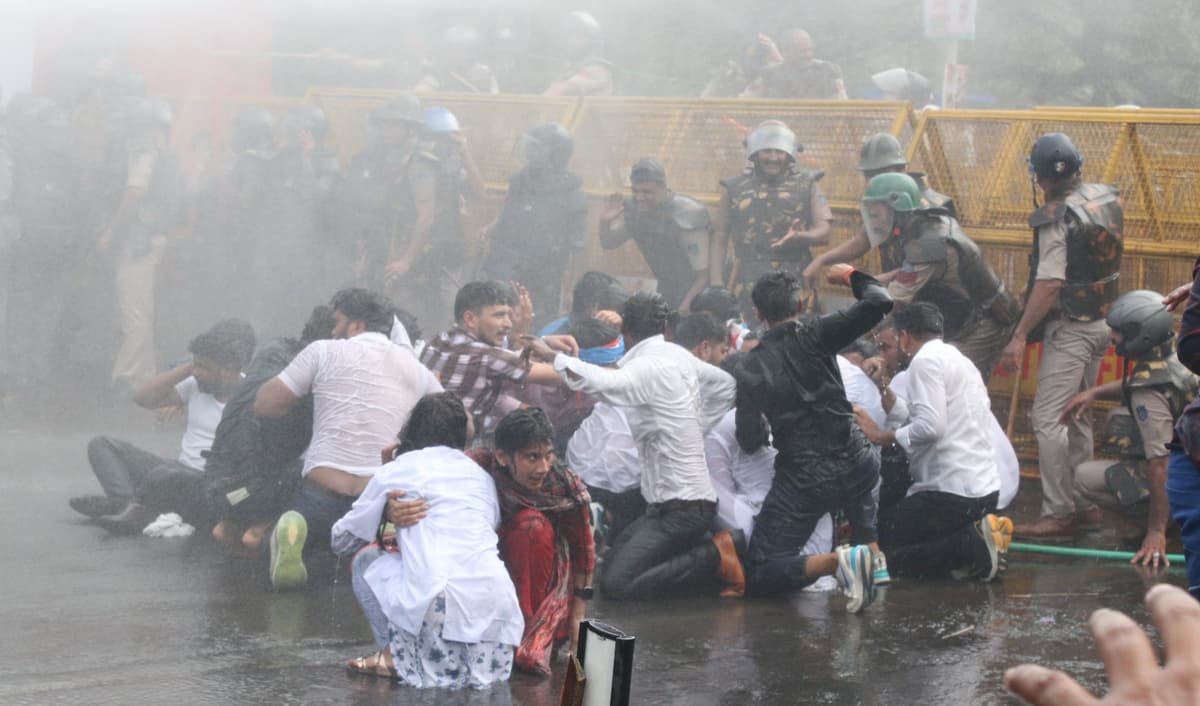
[{"left": 0, "top": 419, "right": 1185, "bottom": 705}]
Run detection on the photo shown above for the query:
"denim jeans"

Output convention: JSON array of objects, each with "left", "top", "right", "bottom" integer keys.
[
  {"left": 746, "top": 450, "right": 879, "bottom": 596},
  {"left": 262, "top": 479, "right": 356, "bottom": 567},
  {"left": 879, "top": 490, "right": 998, "bottom": 579},
  {"left": 598, "top": 503, "right": 717, "bottom": 601},
  {"left": 1167, "top": 450, "right": 1200, "bottom": 599}
]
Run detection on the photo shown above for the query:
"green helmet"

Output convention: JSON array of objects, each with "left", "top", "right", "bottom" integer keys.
[
  {"left": 858, "top": 133, "right": 906, "bottom": 173},
  {"left": 860, "top": 173, "right": 922, "bottom": 246},
  {"left": 1106, "top": 289, "right": 1174, "bottom": 359},
  {"left": 863, "top": 172, "right": 921, "bottom": 210}
]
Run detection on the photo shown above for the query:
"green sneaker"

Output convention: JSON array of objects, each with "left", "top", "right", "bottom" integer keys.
[{"left": 270, "top": 511, "right": 309, "bottom": 590}]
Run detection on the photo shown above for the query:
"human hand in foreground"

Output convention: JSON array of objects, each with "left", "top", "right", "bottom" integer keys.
[{"left": 1005, "top": 583, "right": 1200, "bottom": 705}]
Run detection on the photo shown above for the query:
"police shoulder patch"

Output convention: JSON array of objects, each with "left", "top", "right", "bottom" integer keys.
[{"left": 1136, "top": 405, "right": 1149, "bottom": 422}]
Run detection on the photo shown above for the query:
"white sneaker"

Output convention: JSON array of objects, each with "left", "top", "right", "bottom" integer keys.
[
  {"left": 836, "top": 544, "right": 876, "bottom": 613},
  {"left": 872, "top": 551, "right": 891, "bottom": 586}
]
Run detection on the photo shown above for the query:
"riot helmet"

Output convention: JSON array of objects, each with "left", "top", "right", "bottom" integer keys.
[
  {"left": 858, "top": 133, "right": 907, "bottom": 173},
  {"left": 231, "top": 106, "right": 275, "bottom": 154},
  {"left": 871, "top": 68, "right": 932, "bottom": 105},
  {"left": 424, "top": 107, "right": 461, "bottom": 134},
  {"left": 1028, "top": 133, "right": 1083, "bottom": 179},
  {"left": 1106, "top": 290, "right": 1174, "bottom": 359},
  {"left": 860, "top": 172, "right": 921, "bottom": 246},
  {"left": 517, "top": 122, "right": 574, "bottom": 171},
  {"left": 745, "top": 120, "right": 797, "bottom": 161}
]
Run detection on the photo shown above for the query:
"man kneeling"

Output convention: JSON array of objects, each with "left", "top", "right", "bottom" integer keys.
[{"left": 854, "top": 303, "right": 1013, "bottom": 581}]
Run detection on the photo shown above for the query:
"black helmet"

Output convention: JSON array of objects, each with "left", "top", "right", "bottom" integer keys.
[
  {"left": 520, "top": 123, "right": 574, "bottom": 170},
  {"left": 369, "top": 95, "right": 423, "bottom": 126},
  {"left": 1106, "top": 290, "right": 1174, "bottom": 359},
  {"left": 1028, "top": 133, "right": 1083, "bottom": 179},
  {"left": 232, "top": 106, "right": 275, "bottom": 153}
]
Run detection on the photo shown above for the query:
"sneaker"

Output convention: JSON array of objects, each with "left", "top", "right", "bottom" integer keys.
[
  {"left": 972, "top": 514, "right": 1014, "bottom": 582},
  {"left": 270, "top": 511, "right": 309, "bottom": 590},
  {"left": 872, "top": 551, "right": 891, "bottom": 586},
  {"left": 69, "top": 495, "right": 127, "bottom": 520},
  {"left": 589, "top": 502, "right": 607, "bottom": 547},
  {"left": 836, "top": 544, "right": 876, "bottom": 613}
]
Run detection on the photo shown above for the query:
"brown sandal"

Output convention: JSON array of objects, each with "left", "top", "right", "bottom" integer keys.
[{"left": 345, "top": 649, "right": 397, "bottom": 679}]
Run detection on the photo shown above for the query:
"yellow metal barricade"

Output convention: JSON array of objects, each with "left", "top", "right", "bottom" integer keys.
[
  {"left": 567, "top": 98, "right": 914, "bottom": 207},
  {"left": 306, "top": 87, "right": 580, "bottom": 189}
]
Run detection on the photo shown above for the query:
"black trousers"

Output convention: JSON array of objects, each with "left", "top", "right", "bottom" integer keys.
[
  {"left": 586, "top": 485, "right": 646, "bottom": 544},
  {"left": 598, "top": 503, "right": 717, "bottom": 601},
  {"left": 879, "top": 490, "right": 998, "bottom": 579}
]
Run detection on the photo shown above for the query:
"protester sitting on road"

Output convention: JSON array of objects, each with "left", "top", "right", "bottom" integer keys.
[
  {"left": 333, "top": 392, "right": 523, "bottom": 689},
  {"left": 254, "top": 288, "right": 442, "bottom": 590},
  {"left": 421, "top": 281, "right": 576, "bottom": 441},
  {"left": 524, "top": 292, "right": 742, "bottom": 600},
  {"left": 467, "top": 408, "right": 594, "bottom": 676},
  {"left": 69, "top": 318, "right": 255, "bottom": 534},
  {"left": 734, "top": 266, "right": 891, "bottom": 611},
  {"left": 1006, "top": 583, "right": 1200, "bottom": 706},
  {"left": 204, "top": 305, "right": 336, "bottom": 555},
  {"left": 853, "top": 303, "right": 1013, "bottom": 582}
]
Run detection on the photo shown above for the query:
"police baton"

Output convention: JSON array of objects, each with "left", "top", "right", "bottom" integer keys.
[{"left": 1005, "top": 349, "right": 1024, "bottom": 440}]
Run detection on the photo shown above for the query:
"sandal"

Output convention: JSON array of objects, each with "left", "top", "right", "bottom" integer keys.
[{"left": 345, "top": 649, "right": 397, "bottom": 679}]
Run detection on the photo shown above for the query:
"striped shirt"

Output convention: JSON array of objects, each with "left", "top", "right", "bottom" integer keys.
[{"left": 420, "top": 326, "right": 530, "bottom": 435}]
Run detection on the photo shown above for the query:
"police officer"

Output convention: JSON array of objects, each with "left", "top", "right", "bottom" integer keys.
[
  {"left": 335, "top": 95, "right": 439, "bottom": 306},
  {"left": 5, "top": 102, "right": 84, "bottom": 406},
  {"left": 740, "top": 28, "right": 847, "bottom": 100},
  {"left": 420, "top": 106, "right": 485, "bottom": 328},
  {"left": 599, "top": 158, "right": 711, "bottom": 310},
  {"left": 1004, "top": 133, "right": 1125, "bottom": 539},
  {"left": 413, "top": 25, "right": 500, "bottom": 94},
  {"left": 543, "top": 11, "right": 615, "bottom": 97},
  {"left": 1059, "top": 291, "right": 1196, "bottom": 562},
  {"left": 101, "top": 97, "right": 184, "bottom": 392},
  {"left": 482, "top": 123, "right": 587, "bottom": 326},
  {"left": 712, "top": 119, "right": 832, "bottom": 318},
  {"left": 803, "top": 132, "right": 955, "bottom": 289},
  {"left": 857, "top": 172, "right": 1017, "bottom": 381}
]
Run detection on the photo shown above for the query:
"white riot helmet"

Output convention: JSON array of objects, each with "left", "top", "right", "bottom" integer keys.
[{"left": 745, "top": 119, "right": 797, "bottom": 161}]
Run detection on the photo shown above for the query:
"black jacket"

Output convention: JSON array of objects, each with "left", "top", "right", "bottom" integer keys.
[{"left": 735, "top": 271, "right": 893, "bottom": 485}]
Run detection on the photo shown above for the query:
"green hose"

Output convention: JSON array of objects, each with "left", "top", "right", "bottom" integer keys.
[{"left": 1010, "top": 541, "right": 1185, "bottom": 564}]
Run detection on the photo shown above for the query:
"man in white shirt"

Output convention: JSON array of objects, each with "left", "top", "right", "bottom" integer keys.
[
  {"left": 69, "top": 319, "right": 255, "bottom": 534},
  {"left": 566, "top": 401, "right": 644, "bottom": 540},
  {"left": 854, "top": 303, "right": 1013, "bottom": 581},
  {"left": 255, "top": 288, "right": 443, "bottom": 590},
  {"left": 526, "top": 292, "right": 743, "bottom": 598}
]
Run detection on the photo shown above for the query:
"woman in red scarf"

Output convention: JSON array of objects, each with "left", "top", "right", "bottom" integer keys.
[{"left": 469, "top": 407, "right": 595, "bottom": 676}]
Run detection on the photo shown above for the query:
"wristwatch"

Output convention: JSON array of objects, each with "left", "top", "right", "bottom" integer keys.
[{"left": 573, "top": 586, "right": 595, "bottom": 600}]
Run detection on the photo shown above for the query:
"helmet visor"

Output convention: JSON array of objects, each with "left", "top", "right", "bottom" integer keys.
[{"left": 860, "top": 200, "right": 896, "bottom": 247}]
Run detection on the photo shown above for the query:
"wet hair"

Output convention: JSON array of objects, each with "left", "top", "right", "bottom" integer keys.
[
  {"left": 494, "top": 407, "right": 556, "bottom": 456},
  {"left": 393, "top": 308, "right": 422, "bottom": 342},
  {"left": 674, "top": 312, "right": 725, "bottom": 350},
  {"left": 622, "top": 292, "right": 671, "bottom": 341},
  {"left": 190, "top": 318, "right": 256, "bottom": 370},
  {"left": 330, "top": 288, "right": 395, "bottom": 335},
  {"left": 300, "top": 305, "right": 336, "bottom": 344},
  {"left": 690, "top": 286, "right": 739, "bottom": 321},
  {"left": 454, "top": 280, "right": 514, "bottom": 321},
  {"left": 840, "top": 337, "right": 879, "bottom": 359},
  {"left": 397, "top": 392, "right": 469, "bottom": 453},
  {"left": 893, "top": 302, "right": 944, "bottom": 339},
  {"left": 874, "top": 317, "right": 898, "bottom": 335},
  {"left": 750, "top": 271, "right": 802, "bottom": 324},
  {"left": 572, "top": 271, "right": 626, "bottom": 319},
  {"left": 570, "top": 317, "right": 620, "bottom": 350}
]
